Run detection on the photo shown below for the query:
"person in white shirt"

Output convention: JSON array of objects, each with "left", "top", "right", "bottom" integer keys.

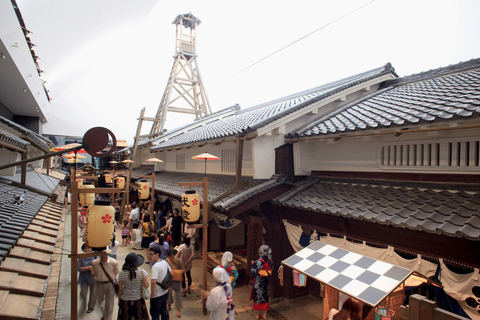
[
  {"left": 149, "top": 246, "right": 171, "bottom": 320},
  {"left": 202, "top": 267, "right": 233, "bottom": 320},
  {"left": 91, "top": 252, "right": 120, "bottom": 320},
  {"left": 129, "top": 203, "right": 140, "bottom": 230},
  {"left": 108, "top": 233, "right": 120, "bottom": 260}
]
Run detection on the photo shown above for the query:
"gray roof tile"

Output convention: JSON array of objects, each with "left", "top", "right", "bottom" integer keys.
[
  {"left": 151, "top": 64, "right": 396, "bottom": 150},
  {"left": 141, "top": 171, "right": 287, "bottom": 212},
  {"left": 289, "top": 58, "right": 480, "bottom": 138},
  {"left": 273, "top": 178, "right": 480, "bottom": 241}
]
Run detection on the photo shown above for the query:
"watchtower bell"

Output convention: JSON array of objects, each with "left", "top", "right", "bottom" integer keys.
[{"left": 150, "top": 13, "right": 212, "bottom": 136}]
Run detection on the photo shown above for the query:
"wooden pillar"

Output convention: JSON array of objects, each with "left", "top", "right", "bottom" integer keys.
[
  {"left": 150, "top": 172, "right": 155, "bottom": 214},
  {"left": 21, "top": 152, "right": 27, "bottom": 185},
  {"left": 201, "top": 177, "right": 209, "bottom": 315},
  {"left": 246, "top": 214, "right": 263, "bottom": 284},
  {"left": 70, "top": 181, "right": 79, "bottom": 320},
  {"left": 235, "top": 136, "right": 244, "bottom": 186}
]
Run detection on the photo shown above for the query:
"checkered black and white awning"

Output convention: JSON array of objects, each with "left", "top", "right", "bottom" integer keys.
[{"left": 282, "top": 241, "right": 412, "bottom": 307}]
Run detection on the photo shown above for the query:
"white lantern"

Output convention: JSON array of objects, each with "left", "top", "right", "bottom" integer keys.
[
  {"left": 79, "top": 184, "right": 95, "bottom": 207},
  {"left": 85, "top": 200, "right": 114, "bottom": 250},
  {"left": 115, "top": 177, "right": 125, "bottom": 189},
  {"left": 138, "top": 182, "right": 150, "bottom": 200},
  {"left": 182, "top": 190, "right": 200, "bottom": 222},
  {"left": 104, "top": 173, "right": 112, "bottom": 184}
]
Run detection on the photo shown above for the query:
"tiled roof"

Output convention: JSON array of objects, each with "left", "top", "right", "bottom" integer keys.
[
  {"left": 0, "top": 182, "right": 49, "bottom": 263},
  {"left": 143, "top": 105, "right": 240, "bottom": 147},
  {"left": 0, "top": 181, "right": 62, "bottom": 319},
  {"left": 0, "top": 128, "right": 30, "bottom": 149},
  {"left": 141, "top": 171, "right": 284, "bottom": 212},
  {"left": 289, "top": 58, "right": 480, "bottom": 138},
  {"left": 274, "top": 178, "right": 480, "bottom": 241},
  {"left": 151, "top": 64, "right": 396, "bottom": 150},
  {"left": 130, "top": 166, "right": 154, "bottom": 179},
  {"left": 1, "top": 165, "right": 61, "bottom": 195},
  {"left": 0, "top": 115, "right": 53, "bottom": 150}
]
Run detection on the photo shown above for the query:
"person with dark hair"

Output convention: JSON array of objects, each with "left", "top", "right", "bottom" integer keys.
[
  {"left": 157, "top": 204, "right": 167, "bottom": 230},
  {"left": 171, "top": 208, "right": 183, "bottom": 247},
  {"left": 167, "top": 248, "right": 185, "bottom": 317},
  {"left": 130, "top": 222, "right": 142, "bottom": 250},
  {"left": 108, "top": 233, "right": 120, "bottom": 260},
  {"left": 149, "top": 246, "right": 171, "bottom": 320},
  {"left": 148, "top": 230, "right": 169, "bottom": 268},
  {"left": 176, "top": 235, "right": 194, "bottom": 296},
  {"left": 117, "top": 252, "right": 149, "bottom": 320},
  {"left": 328, "top": 297, "right": 363, "bottom": 320},
  {"left": 91, "top": 252, "right": 120, "bottom": 320},
  {"left": 141, "top": 213, "right": 155, "bottom": 256},
  {"left": 250, "top": 245, "right": 273, "bottom": 320},
  {"left": 129, "top": 203, "right": 140, "bottom": 230},
  {"left": 78, "top": 243, "right": 96, "bottom": 315}
]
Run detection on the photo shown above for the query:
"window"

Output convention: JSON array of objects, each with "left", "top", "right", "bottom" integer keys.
[
  {"left": 176, "top": 154, "right": 185, "bottom": 170},
  {"left": 221, "top": 149, "right": 235, "bottom": 173},
  {"left": 378, "top": 138, "right": 480, "bottom": 170}
]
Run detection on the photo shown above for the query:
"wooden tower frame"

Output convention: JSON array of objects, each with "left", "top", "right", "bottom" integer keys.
[{"left": 150, "top": 13, "right": 212, "bottom": 136}]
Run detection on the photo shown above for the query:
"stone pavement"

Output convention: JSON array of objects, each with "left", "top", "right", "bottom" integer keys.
[{"left": 53, "top": 208, "right": 321, "bottom": 320}]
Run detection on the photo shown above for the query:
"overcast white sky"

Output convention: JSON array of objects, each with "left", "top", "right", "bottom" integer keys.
[{"left": 17, "top": 0, "right": 480, "bottom": 144}]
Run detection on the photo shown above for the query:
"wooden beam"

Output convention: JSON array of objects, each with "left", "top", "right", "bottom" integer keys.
[
  {"left": 282, "top": 209, "right": 480, "bottom": 269},
  {"left": 235, "top": 136, "right": 244, "bottom": 186},
  {"left": 228, "top": 184, "right": 293, "bottom": 218}
]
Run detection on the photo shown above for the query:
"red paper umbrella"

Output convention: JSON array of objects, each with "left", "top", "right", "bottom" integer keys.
[{"left": 192, "top": 151, "right": 220, "bottom": 176}]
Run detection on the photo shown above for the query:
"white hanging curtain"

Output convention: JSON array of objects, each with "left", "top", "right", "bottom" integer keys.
[{"left": 212, "top": 212, "right": 242, "bottom": 230}]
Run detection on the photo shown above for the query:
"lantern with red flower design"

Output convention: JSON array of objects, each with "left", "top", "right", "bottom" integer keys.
[
  {"left": 85, "top": 200, "right": 114, "bottom": 250},
  {"left": 115, "top": 176, "right": 125, "bottom": 189},
  {"left": 138, "top": 182, "right": 150, "bottom": 200},
  {"left": 181, "top": 190, "right": 200, "bottom": 222}
]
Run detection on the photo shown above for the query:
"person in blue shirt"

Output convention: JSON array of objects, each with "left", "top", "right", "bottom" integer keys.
[{"left": 78, "top": 243, "right": 97, "bottom": 315}]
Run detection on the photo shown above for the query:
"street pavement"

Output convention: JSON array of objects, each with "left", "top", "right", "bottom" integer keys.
[{"left": 54, "top": 209, "right": 321, "bottom": 320}]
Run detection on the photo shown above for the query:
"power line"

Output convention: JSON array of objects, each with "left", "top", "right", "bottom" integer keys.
[{"left": 234, "top": 0, "right": 375, "bottom": 76}]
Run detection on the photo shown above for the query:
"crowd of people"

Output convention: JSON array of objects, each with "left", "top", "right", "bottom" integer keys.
[
  {"left": 77, "top": 200, "right": 202, "bottom": 320},
  {"left": 76, "top": 194, "right": 279, "bottom": 320}
]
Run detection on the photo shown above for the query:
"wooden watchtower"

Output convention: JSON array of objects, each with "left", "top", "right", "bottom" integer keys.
[{"left": 150, "top": 13, "right": 212, "bottom": 136}]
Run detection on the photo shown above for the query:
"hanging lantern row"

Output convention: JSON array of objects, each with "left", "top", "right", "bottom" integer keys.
[
  {"left": 138, "top": 181, "right": 150, "bottom": 200},
  {"left": 181, "top": 190, "right": 200, "bottom": 222},
  {"left": 85, "top": 200, "right": 114, "bottom": 251}
]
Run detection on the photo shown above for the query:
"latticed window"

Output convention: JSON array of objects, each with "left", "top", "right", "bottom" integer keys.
[
  {"left": 221, "top": 149, "right": 235, "bottom": 172},
  {"left": 176, "top": 154, "right": 185, "bottom": 170},
  {"left": 378, "top": 138, "right": 480, "bottom": 170}
]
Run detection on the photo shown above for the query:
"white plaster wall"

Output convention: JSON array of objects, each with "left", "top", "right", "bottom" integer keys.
[
  {"left": 297, "top": 124, "right": 480, "bottom": 175},
  {"left": 159, "top": 140, "right": 254, "bottom": 177},
  {"left": 0, "top": 149, "right": 19, "bottom": 176},
  {"left": 0, "top": 2, "right": 50, "bottom": 120},
  {"left": 252, "top": 135, "right": 275, "bottom": 179}
]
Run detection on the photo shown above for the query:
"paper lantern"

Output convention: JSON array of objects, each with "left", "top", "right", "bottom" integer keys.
[
  {"left": 138, "top": 182, "right": 150, "bottom": 200},
  {"left": 76, "top": 179, "right": 83, "bottom": 187},
  {"left": 79, "top": 184, "right": 95, "bottom": 207},
  {"left": 293, "top": 270, "right": 307, "bottom": 287},
  {"left": 181, "top": 190, "right": 200, "bottom": 222},
  {"left": 104, "top": 173, "right": 112, "bottom": 184},
  {"left": 85, "top": 200, "right": 114, "bottom": 250},
  {"left": 115, "top": 177, "right": 125, "bottom": 189}
]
